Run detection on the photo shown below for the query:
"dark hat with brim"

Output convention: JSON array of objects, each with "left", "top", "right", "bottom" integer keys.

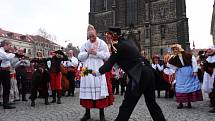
[
  {"left": 54, "top": 50, "right": 64, "bottom": 55},
  {"left": 108, "top": 27, "right": 121, "bottom": 36}
]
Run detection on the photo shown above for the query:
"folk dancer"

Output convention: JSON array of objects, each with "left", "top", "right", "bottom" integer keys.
[
  {"left": 163, "top": 53, "right": 175, "bottom": 98},
  {"left": 78, "top": 25, "right": 111, "bottom": 121},
  {"left": 92, "top": 27, "right": 166, "bottom": 121},
  {"left": 151, "top": 54, "right": 164, "bottom": 98},
  {"left": 62, "top": 50, "right": 78, "bottom": 96},
  {"left": 15, "top": 49, "right": 30, "bottom": 101},
  {"left": 168, "top": 44, "right": 203, "bottom": 109},
  {"left": 49, "top": 50, "right": 68, "bottom": 104},
  {"left": 201, "top": 46, "right": 215, "bottom": 112},
  {"left": 0, "top": 39, "right": 16, "bottom": 109},
  {"left": 30, "top": 51, "right": 50, "bottom": 106}
]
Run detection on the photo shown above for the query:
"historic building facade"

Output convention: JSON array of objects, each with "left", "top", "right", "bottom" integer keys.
[
  {"left": 211, "top": 1, "right": 215, "bottom": 45},
  {"left": 89, "top": 0, "right": 190, "bottom": 57},
  {"left": 0, "top": 28, "right": 61, "bottom": 57}
]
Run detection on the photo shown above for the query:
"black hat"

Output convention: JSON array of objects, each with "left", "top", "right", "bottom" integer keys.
[
  {"left": 108, "top": 27, "right": 121, "bottom": 36},
  {"left": 54, "top": 50, "right": 64, "bottom": 55}
]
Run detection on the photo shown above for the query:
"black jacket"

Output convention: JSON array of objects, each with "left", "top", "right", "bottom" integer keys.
[{"left": 99, "top": 37, "right": 168, "bottom": 94}]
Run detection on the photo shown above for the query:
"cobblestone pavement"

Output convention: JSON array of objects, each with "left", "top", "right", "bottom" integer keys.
[{"left": 0, "top": 90, "right": 215, "bottom": 121}]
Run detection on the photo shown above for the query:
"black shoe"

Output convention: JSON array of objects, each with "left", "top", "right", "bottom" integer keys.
[
  {"left": 100, "top": 109, "right": 106, "bottom": 121},
  {"left": 57, "top": 98, "right": 61, "bottom": 104},
  {"left": 100, "top": 117, "right": 106, "bottom": 121},
  {"left": 22, "top": 99, "right": 28, "bottom": 102},
  {"left": 51, "top": 99, "right": 56, "bottom": 103},
  {"left": 45, "top": 98, "right": 49, "bottom": 105},
  {"left": 31, "top": 101, "right": 36, "bottom": 107},
  {"left": 177, "top": 103, "right": 183, "bottom": 109},
  {"left": 187, "top": 102, "right": 192, "bottom": 108},
  {"left": 209, "top": 103, "right": 213, "bottom": 107},
  {"left": 100, "top": 114, "right": 106, "bottom": 121},
  {"left": 3, "top": 105, "right": 16, "bottom": 109},
  {"left": 80, "top": 114, "right": 91, "bottom": 121},
  {"left": 209, "top": 108, "right": 215, "bottom": 113},
  {"left": 14, "top": 99, "right": 20, "bottom": 102}
]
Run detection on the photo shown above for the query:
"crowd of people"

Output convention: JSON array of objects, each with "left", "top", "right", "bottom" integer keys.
[
  {"left": 0, "top": 24, "right": 214, "bottom": 121},
  {"left": 0, "top": 41, "right": 79, "bottom": 108}
]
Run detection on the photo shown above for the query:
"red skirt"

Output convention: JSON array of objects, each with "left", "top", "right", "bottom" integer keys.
[
  {"left": 80, "top": 72, "right": 114, "bottom": 108},
  {"left": 176, "top": 90, "right": 203, "bottom": 103},
  {"left": 50, "top": 72, "right": 62, "bottom": 90}
]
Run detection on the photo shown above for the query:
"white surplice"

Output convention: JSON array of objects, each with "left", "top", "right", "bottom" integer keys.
[{"left": 78, "top": 37, "right": 110, "bottom": 100}]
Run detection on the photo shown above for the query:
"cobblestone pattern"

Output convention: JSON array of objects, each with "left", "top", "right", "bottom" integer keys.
[{"left": 0, "top": 90, "right": 215, "bottom": 121}]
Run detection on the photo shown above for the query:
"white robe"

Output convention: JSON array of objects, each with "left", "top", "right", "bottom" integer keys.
[
  {"left": 202, "top": 55, "right": 215, "bottom": 93},
  {"left": 78, "top": 38, "right": 110, "bottom": 100}
]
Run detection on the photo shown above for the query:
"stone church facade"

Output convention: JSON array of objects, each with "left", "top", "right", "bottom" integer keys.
[
  {"left": 211, "top": 1, "right": 215, "bottom": 45},
  {"left": 89, "top": 0, "right": 190, "bottom": 57}
]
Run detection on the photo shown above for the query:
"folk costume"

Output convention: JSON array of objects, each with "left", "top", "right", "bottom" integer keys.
[
  {"left": 30, "top": 53, "right": 50, "bottom": 106},
  {"left": 49, "top": 50, "right": 68, "bottom": 104},
  {"left": 15, "top": 53, "right": 30, "bottom": 101},
  {"left": 111, "top": 64, "right": 125, "bottom": 95},
  {"left": 201, "top": 46, "right": 215, "bottom": 113},
  {"left": 9, "top": 55, "right": 30, "bottom": 102},
  {"left": 202, "top": 47, "right": 215, "bottom": 93},
  {"left": 62, "top": 53, "right": 78, "bottom": 96},
  {"left": 168, "top": 44, "right": 203, "bottom": 109},
  {"left": 163, "top": 53, "right": 175, "bottom": 98},
  {"left": 78, "top": 28, "right": 111, "bottom": 121},
  {"left": 0, "top": 43, "right": 16, "bottom": 109},
  {"left": 95, "top": 27, "right": 166, "bottom": 121},
  {"left": 151, "top": 55, "right": 165, "bottom": 98}
]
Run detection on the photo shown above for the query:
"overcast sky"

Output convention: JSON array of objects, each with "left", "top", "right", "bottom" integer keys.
[{"left": 0, "top": 0, "right": 214, "bottom": 49}]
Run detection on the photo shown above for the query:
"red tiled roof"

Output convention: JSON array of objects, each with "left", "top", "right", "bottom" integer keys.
[
  {"left": 0, "top": 28, "right": 33, "bottom": 43},
  {"left": 0, "top": 28, "right": 60, "bottom": 46}
]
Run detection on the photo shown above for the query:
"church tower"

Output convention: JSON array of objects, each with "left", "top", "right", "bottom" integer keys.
[{"left": 89, "top": 0, "right": 190, "bottom": 57}]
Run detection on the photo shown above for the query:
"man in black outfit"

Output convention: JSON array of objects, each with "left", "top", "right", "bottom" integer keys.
[{"left": 93, "top": 27, "right": 166, "bottom": 121}]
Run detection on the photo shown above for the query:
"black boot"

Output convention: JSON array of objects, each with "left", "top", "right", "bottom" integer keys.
[
  {"left": 157, "top": 90, "right": 160, "bottom": 98},
  {"left": 3, "top": 105, "right": 16, "bottom": 109},
  {"left": 177, "top": 103, "right": 183, "bottom": 109},
  {"left": 209, "top": 107, "right": 215, "bottom": 113},
  {"left": 187, "top": 102, "right": 192, "bottom": 108},
  {"left": 44, "top": 97, "right": 49, "bottom": 105},
  {"left": 57, "top": 97, "right": 61, "bottom": 104},
  {"left": 51, "top": 91, "right": 56, "bottom": 103},
  {"left": 22, "top": 95, "right": 28, "bottom": 101},
  {"left": 80, "top": 108, "right": 90, "bottom": 121},
  {"left": 3, "top": 97, "right": 16, "bottom": 109},
  {"left": 99, "top": 108, "right": 106, "bottom": 121},
  {"left": 31, "top": 100, "right": 36, "bottom": 107}
]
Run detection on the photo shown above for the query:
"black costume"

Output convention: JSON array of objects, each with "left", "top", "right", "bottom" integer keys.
[
  {"left": 15, "top": 54, "right": 29, "bottom": 101},
  {"left": 98, "top": 29, "right": 166, "bottom": 121},
  {"left": 30, "top": 58, "right": 50, "bottom": 106}
]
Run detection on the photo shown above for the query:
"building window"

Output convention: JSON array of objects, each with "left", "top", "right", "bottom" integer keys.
[
  {"left": 7, "top": 32, "right": 14, "bottom": 38},
  {"left": 28, "top": 49, "right": 31, "bottom": 54},
  {"left": 103, "top": 0, "right": 107, "bottom": 11},
  {"left": 126, "top": 0, "right": 137, "bottom": 26},
  {"left": 160, "top": 25, "right": 165, "bottom": 39},
  {"left": 160, "top": 8, "right": 165, "bottom": 18},
  {"left": 145, "top": 28, "right": 149, "bottom": 39},
  {"left": 20, "top": 35, "right": 26, "bottom": 40},
  {"left": 145, "top": 24, "right": 150, "bottom": 39}
]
